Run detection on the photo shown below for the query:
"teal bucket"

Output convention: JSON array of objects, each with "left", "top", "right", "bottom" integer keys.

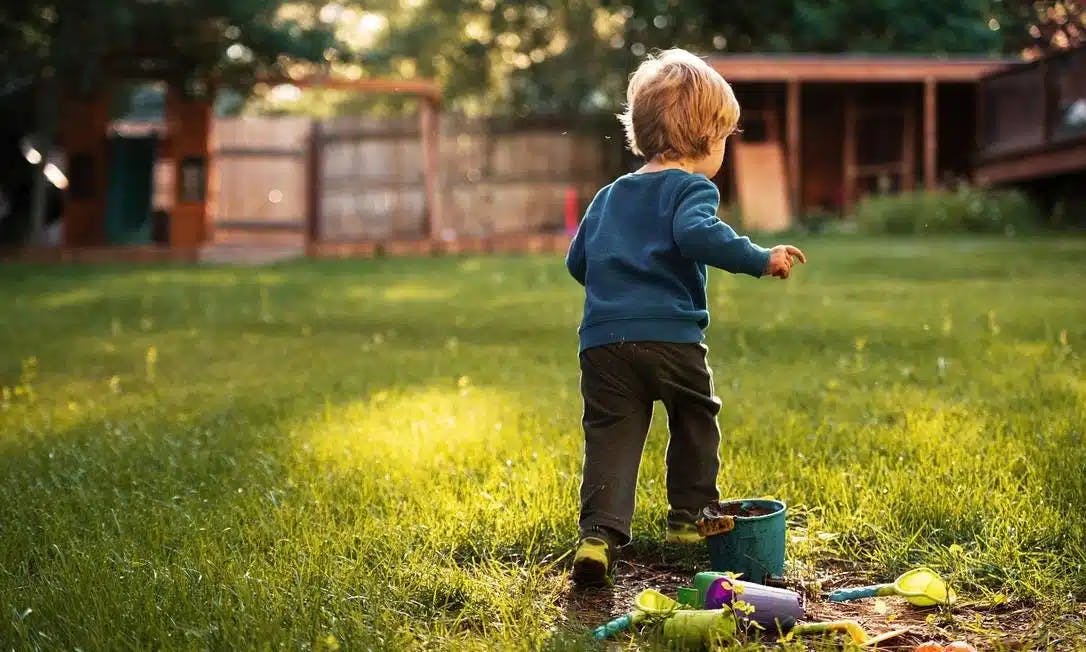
[{"left": 704, "top": 499, "right": 786, "bottom": 584}]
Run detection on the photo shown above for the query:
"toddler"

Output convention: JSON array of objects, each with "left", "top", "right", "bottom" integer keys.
[{"left": 566, "top": 49, "right": 806, "bottom": 587}]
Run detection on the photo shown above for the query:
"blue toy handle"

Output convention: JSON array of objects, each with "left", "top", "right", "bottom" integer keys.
[
  {"left": 828, "top": 584, "right": 890, "bottom": 602},
  {"left": 592, "top": 612, "right": 636, "bottom": 640}
]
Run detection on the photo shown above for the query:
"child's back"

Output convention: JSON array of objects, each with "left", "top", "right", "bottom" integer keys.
[
  {"left": 567, "top": 168, "right": 768, "bottom": 352},
  {"left": 566, "top": 49, "right": 806, "bottom": 588}
]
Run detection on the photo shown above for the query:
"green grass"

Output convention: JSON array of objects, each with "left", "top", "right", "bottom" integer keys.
[{"left": 1, "top": 237, "right": 1084, "bottom": 650}]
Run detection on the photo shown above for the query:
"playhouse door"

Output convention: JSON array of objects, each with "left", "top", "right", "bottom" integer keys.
[{"left": 105, "top": 135, "right": 157, "bottom": 245}]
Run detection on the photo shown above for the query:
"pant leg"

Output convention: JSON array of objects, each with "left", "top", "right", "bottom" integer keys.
[
  {"left": 651, "top": 343, "right": 722, "bottom": 527},
  {"left": 578, "top": 343, "right": 653, "bottom": 546}
]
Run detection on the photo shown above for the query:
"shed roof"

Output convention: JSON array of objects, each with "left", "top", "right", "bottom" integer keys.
[{"left": 709, "top": 54, "right": 1019, "bottom": 82}]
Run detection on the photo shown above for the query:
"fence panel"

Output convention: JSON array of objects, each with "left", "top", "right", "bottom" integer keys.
[
  {"left": 211, "top": 116, "right": 310, "bottom": 231},
  {"left": 208, "top": 113, "right": 623, "bottom": 246}
]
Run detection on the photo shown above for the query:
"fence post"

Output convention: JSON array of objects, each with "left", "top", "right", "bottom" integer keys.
[
  {"left": 564, "top": 186, "right": 578, "bottom": 235},
  {"left": 923, "top": 77, "right": 938, "bottom": 191},
  {"left": 420, "top": 99, "right": 442, "bottom": 242},
  {"left": 305, "top": 119, "right": 323, "bottom": 257}
]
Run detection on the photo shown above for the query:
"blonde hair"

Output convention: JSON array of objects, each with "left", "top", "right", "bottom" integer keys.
[{"left": 618, "top": 49, "right": 740, "bottom": 161}]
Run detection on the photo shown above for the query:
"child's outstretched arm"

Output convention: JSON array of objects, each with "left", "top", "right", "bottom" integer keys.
[
  {"left": 672, "top": 175, "right": 770, "bottom": 277},
  {"left": 565, "top": 219, "right": 587, "bottom": 286}
]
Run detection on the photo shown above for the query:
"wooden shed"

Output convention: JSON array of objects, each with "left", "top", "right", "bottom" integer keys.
[
  {"left": 709, "top": 55, "right": 1015, "bottom": 229},
  {"left": 52, "top": 54, "right": 443, "bottom": 260},
  {"left": 975, "top": 46, "right": 1086, "bottom": 187}
]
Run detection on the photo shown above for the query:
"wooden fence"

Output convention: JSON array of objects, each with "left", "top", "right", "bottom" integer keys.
[
  {"left": 211, "top": 116, "right": 311, "bottom": 233},
  {"left": 207, "top": 114, "right": 624, "bottom": 252}
]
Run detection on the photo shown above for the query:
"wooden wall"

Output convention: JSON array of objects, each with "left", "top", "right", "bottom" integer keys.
[
  {"left": 207, "top": 115, "right": 622, "bottom": 242},
  {"left": 210, "top": 116, "right": 310, "bottom": 231}
]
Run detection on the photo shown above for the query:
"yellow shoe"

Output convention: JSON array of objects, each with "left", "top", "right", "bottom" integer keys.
[
  {"left": 665, "top": 522, "right": 704, "bottom": 545},
  {"left": 571, "top": 537, "right": 612, "bottom": 587}
]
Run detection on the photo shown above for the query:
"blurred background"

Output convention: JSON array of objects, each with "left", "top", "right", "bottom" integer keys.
[{"left": 0, "top": 0, "right": 1083, "bottom": 261}]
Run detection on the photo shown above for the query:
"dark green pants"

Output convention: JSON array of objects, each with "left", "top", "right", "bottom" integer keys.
[{"left": 578, "top": 341, "right": 722, "bottom": 546}]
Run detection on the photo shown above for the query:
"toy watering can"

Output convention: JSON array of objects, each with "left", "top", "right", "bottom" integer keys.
[
  {"left": 678, "top": 572, "right": 804, "bottom": 631},
  {"left": 592, "top": 589, "right": 736, "bottom": 650},
  {"left": 592, "top": 588, "right": 679, "bottom": 640}
]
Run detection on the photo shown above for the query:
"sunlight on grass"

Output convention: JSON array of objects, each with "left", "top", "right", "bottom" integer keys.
[
  {"left": 299, "top": 383, "right": 526, "bottom": 473},
  {"left": 1, "top": 238, "right": 1084, "bottom": 649},
  {"left": 35, "top": 286, "right": 106, "bottom": 308},
  {"left": 381, "top": 282, "right": 457, "bottom": 302}
]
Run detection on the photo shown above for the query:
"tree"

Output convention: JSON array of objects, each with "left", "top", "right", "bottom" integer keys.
[
  {"left": 0, "top": 0, "right": 337, "bottom": 243},
  {"left": 336, "top": 0, "right": 1039, "bottom": 116}
]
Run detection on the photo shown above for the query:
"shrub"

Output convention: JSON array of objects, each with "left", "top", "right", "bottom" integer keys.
[{"left": 854, "top": 186, "right": 1041, "bottom": 235}]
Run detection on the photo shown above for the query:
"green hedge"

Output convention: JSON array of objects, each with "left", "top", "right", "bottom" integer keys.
[{"left": 853, "top": 187, "right": 1041, "bottom": 235}]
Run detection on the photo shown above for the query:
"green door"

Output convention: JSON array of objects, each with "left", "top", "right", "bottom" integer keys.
[{"left": 104, "top": 135, "right": 157, "bottom": 245}]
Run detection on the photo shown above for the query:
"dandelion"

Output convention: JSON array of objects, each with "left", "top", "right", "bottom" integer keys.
[
  {"left": 259, "top": 286, "right": 272, "bottom": 323},
  {"left": 146, "top": 346, "right": 158, "bottom": 382}
]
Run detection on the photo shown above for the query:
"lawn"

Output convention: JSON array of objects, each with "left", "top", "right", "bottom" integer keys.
[{"left": 1, "top": 237, "right": 1084, "bottom": 650}]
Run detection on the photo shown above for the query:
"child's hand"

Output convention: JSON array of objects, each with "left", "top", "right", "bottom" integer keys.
[{"left": 765, "top": 245, "right": 807, "bottom": 279}]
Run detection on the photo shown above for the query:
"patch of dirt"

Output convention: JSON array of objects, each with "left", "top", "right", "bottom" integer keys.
[
  {"left": 556, "top": 553, "right": 1071, "bottom": 650},
  {"left": 704, "top": 501, "right": 777, "bottom": 518},
  {"left": 560, "top": 557, "right": 692, "bottom": 630}
]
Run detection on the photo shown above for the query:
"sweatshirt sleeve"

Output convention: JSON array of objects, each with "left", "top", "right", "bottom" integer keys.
[
  {"left": 565, "top": 218, "right": 587, "bottom": 286},
  {"left": 672, "top": 175, "right": 770, "bottom": 277}
]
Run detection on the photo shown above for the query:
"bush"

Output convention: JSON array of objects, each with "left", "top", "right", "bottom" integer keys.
[{"left": 854, "top": 186, "right": 1041, "bottom": 235}]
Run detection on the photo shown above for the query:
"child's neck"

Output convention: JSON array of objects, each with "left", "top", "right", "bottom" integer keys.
[{"left": 637, "top": 158, "right": 695, "bottom": 175}]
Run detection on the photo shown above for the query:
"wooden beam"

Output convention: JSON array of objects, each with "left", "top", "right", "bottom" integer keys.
[
  {"left": 711, "top": 56, "right": 1016, "bottom": 83},
  {"left": 166, "top": 84, "right": 212, "bottom": 248},
  {"left": 60, "top": 89, "right": 111, "bottom": 246},
  {"left": 304, "top": 119, "right": 323, "bottom": 254},
  {"left": 419, "top": 99, "right": 443, "bottom": 241},
  {"left": 902, "top": 102, "right": 916, "bottom": 191},
  {"left": 975, "top": 140, "right": 1086, "bottom": 185},
  {"left": 843, "top": 89, "right": 857, "bottom": 211},
  {"left": 251, "top": 74, "right": 442, "bottom": 102},
  {"left": 786, "top": 80, "right": 801, "bottom": 218},
  {"left": 923, "top": 77, "right": 937, "bottom": 190}
]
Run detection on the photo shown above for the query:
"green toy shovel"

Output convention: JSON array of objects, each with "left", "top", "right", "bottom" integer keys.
[{"left": 828, "top": 567, "right": 955, "bottom": 607}]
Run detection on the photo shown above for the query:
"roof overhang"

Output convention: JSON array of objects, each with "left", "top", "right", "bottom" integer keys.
[{"left": 710, "top": 54, "right": 1021, "bottom": 83}]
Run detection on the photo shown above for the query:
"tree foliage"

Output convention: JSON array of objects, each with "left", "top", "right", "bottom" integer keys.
[
  {"left": 350, "top": 0, "right": 1049, "bottom": 115},
  {"left": 0, "top": 0, "right": 337, "bottom": 95}
]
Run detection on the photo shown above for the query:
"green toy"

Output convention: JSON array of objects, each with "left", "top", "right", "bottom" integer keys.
[
  {"left": 662, "top": 609, "right": 736, "bottom": 650},
  {"left": 789, "top": 620, "right": 910, "bottom": 647},
  {"left": 591, "top": 589, "right": 680, "bottom": 640},
  {"left": 591, "top": 588, "right": 736, "bottom": 650},
  {"left": 828, "top": 567, "right": 956, "bottom": 607}
]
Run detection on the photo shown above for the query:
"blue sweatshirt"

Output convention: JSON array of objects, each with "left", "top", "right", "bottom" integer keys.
[{"left": 565, "top": 169, "right": 770, "bottom": 352}]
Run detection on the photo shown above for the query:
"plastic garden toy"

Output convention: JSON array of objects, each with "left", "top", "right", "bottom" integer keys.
[
  {"left": 790, "top": 620, "right": 910, "bottom": 647},
  {"left": 592, "top": 589, "right": 736, "bottom": 649},
  {"left": 678, "top": 572, "right": 804, "bottom": 630},
  {"left": 591, "top": 589, "right": 680, "bottom": 640},
  {"left": 828, "top": 567, "right": 956, "bottom": 607}
]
